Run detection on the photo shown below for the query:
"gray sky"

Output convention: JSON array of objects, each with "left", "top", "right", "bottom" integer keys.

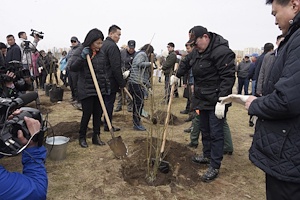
[{"left": 0, "top": 0, "right": 280, "bottom": 54}]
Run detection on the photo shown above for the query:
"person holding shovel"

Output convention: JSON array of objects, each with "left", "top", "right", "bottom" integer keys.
[
  {"left": 69, "top": 28, "right": 106, "bottom": 148},
  {"left": 127, "top": 44, "right": 154, "bottom": 131}
]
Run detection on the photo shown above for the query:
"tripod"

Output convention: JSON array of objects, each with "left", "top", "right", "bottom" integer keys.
[{"left": 23, "top": 42, "right": 41, "bottom": 109}]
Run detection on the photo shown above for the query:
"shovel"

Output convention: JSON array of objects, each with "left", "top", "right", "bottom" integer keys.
[
  {"left": 87, "top": 55, "right": 128, "bottom": 158},
  {"left": 153, "top": 63, "right": 179, "bottom": 173}
]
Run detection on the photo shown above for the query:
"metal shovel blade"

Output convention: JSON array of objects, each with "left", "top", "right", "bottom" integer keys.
[{"left": 107, "top": 136, "right": 128, "bottom": 159}]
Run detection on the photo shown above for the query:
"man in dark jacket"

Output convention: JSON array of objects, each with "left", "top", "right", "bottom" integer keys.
[
  {"left": 173, "top": 26, "right": 235, "bottom": 182},
  {"left": 66, "top": 36, "right": 81, "bottom": 108},
  {"left": 114, "top": 40, "right": 135, "bottom": 112},
  {"left": 252, "top": 42, "right": 274, "bottom": 95},
  {"left": 5, "top": 35, "right": 21, "bottom": 65},
  {"left": 162, "top": 42, "right": 177, "bottom": 103},
  {"left": 236, "top": 55, "right": 251, "bottom": 95},
  {"left": 246, "top": 0, "right": 300, "bottom": 199},
  {"left": 100, "top": 25, "right": 126, "bottom": 132}
]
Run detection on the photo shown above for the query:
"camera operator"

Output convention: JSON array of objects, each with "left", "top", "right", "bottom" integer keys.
[
  {"left": 0, "top": 110, "right": 48, "bottom": 199},
  {"left": 18, "top": 31, "right": 40, "bottom": 70},
  {"left": 0, "top": 70, "right": 32, "bottom": 98}
]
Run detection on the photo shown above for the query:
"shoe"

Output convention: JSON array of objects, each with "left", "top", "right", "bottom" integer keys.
[
  {"left": 133, "top": 125, "right": 146, "bottom": 131},
  {"left": 184, "top": 115, "right": 194, "bottom": 122},
  {"left": 72, "top": 102, "right": 82, "bottom": 110},
  {"left": 184, "top": 126, "right": 193, "bottom": 133},
  {"left": 201, "top": 166, "right": 219, "bottom": 182},
  {"left": 180, "top": 110, "right": 189, "bottom": 114},
  {"left": 79, "top": 138, "right": 88, "bottom": 148},
  {"left": 104, "top": 126, "right": 121, "bottom": 132},
  {"left": 192, "top": 155, "right": 210, "bottom": 165},
  {"left": 187, "top": 143, "right": 198, "bottom": 149},
  {"left": 92, "top": 135, "right": 106, "bottom": 146},
  {"left": 223, "top": 151, "right": 233, "bottom": 155},
  {"left": 114, "top": 107, "right": 122, "bottom": 112}
]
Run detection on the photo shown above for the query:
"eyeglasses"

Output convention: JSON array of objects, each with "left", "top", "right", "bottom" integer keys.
[{"left": 71, "top": 40, "right": 77, "bottom": 43}]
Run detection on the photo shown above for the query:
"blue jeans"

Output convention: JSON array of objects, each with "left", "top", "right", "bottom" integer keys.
[
  {"left": 199, "top": 110, "right": 226, "bottom": 169},
  {"left": 238, "top": 77, "right": 249, "bottom": 95},
  {"left": 252, "top": 80, "right": 256, "bottom": 95}
]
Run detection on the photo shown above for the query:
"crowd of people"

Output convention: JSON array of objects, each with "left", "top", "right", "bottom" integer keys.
[{"left": 1, "top": 0, "right": 300, "bottom": 199}]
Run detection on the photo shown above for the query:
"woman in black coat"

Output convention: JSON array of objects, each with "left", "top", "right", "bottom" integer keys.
[{"left": 70, "top": 28, "right": 106, "bottom": 148}]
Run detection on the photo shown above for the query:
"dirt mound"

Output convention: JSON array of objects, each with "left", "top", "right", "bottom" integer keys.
[
  {"left": 121, "top": 137, "right": 203, "bottom": 187},
  {"left": 152, "top": 110, "right": 183, "bottom": 126},
  {"left": 48, "top": 121, "right": 91, "bottom": 142}
]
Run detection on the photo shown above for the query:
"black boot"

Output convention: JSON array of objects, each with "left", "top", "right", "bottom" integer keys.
[
  {"left": 92, "top": 134, "right": 106, "bottom": 146},
  {"left": 79, "top": 138, "right": 88, "bottom": 148}
]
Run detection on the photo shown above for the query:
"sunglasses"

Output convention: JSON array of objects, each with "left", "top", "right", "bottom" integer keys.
[{"left": 71, "top": 40, "right": 77, "bottom": 43}]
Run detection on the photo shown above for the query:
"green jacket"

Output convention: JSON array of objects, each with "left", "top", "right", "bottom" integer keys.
[{"left": 162, "top": 51, "right": 177, "bottom": 75}]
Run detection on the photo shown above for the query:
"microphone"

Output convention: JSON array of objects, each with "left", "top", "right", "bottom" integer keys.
[
  {"left": 0, "top": 92, "right": 38, "bottom": 112},
  {"left": 14, "top": 92, "right": 38, "bottom": 107}
]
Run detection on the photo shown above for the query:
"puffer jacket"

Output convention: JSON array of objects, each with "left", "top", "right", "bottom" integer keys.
[
  {"left": 177, "top": 32, "right": 236, "bottom": 110},
  {"left": 127, "top": 51, "right": 151, "bottom": 86},
  {"left": 248, "top": 13, "right": 300, "bottom": 183},
  {"left": 98, "top": 37, "right": 126, "bottom": 93},
  {"left": 69, "top": 44, "right": 110, "bottom": 100}
]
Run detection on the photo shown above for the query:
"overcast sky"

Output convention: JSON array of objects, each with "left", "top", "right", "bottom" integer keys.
[{"left": 1, "top": 0, "right": 280, "bottom": 54}]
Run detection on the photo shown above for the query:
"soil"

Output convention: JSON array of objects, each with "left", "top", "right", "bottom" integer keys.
[{"left": 0, "top": 77, "right": 266, "bottom": 200}]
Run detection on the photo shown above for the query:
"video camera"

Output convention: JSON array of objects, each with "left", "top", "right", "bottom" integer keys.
[
  {"left": 0, "top": 92, "right": 46, "bottom": 156},
  {"left": 30, "top": 29, "right": 44, "bottom": 39}
]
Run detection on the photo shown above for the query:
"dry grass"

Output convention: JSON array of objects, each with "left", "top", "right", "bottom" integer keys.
[{"left": 0, "top": 77, "right": 265, "bottom": 200}]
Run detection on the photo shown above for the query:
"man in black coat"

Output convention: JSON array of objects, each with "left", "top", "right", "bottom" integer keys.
[
  {"left": 246, "top": 0, "right": 300, "bottom": 199},
  {"left": 173, "top": 26, "right": 236, "bottom": 182},
  {"left": 5, "top": 35, "right": 21, "bottom": 65},
  {"left": 100, "top": 25, "right": 126, "bottom": 132}
]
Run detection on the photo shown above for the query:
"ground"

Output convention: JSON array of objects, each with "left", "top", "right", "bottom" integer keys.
[{"left": 0, "top": 77, "right": 265, "bottom": 200}]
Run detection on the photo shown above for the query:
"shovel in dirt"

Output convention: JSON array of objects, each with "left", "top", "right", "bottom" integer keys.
[
  {"left": 152, "top": 63, "right": 179, "bottom": 173},
  {"left": 87, "top": 55, "right": 128, "bottom": 158}
]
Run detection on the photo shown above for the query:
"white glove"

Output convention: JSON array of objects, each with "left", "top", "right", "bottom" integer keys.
[
  {"left": 62, "top": 70, "right": 66, "bottom": 75},
  {"left": 170, "top": 75, "right": 179, "bottom": 86},
  {"left": 123, "top": 70, "right": 130, "bottom": 79},
  {"left": 38, "top": 67, "right": 43, "bottom": 73},
  {"left": 215, "top": 102, "right": 226, "bottom": 119},
  {"left": 219, "top": 94, "right": 250, "bottom": 105}
]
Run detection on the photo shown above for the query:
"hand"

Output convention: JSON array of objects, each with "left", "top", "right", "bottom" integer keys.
[
  {"left": 62, "top": 70, "right": 66, "bottom": 75},
  {"left": 245, "top": 96, "right": 257, "bottom": 110},
  {"left": 170, "top": 75, "right": 179, "bottom": 86},
  {"left": 38, "top": 67, "right": 43, "bottom": 73},
  {"left": 18, "top": 116, "right": 41, "bottom": 147},
  {"left": 219, "top": 94, "right": 250, "bottom": 105},
  {"left": 81, "top": 47, "right": 90, "bottom": 59},
  {"left": 122, "top": 70, "right": 130, "bottom": 79},
  {"left": 215, "top": 102, "right": 226, "bottom": 119}
]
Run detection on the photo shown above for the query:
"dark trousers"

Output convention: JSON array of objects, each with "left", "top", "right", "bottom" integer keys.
[
  {"left": 103, "top": 92, "right": 116, "bottom": 129},
  {"left": 237, "top": 77, "right": 249, "bottom": 95},
  {"left": 79, "top": 96, "right": 102, "bottom": 139},
  {"left": 68, "top": 70, "right": 78, "bottom": 101},
  {"left": 128, "top": 83, "right": 144, "bottom": 126},
  {"left": 266, "top": 174, "right": 300, "bottom": 200},
  {"left": 199, "top": 110, "right": 226, "bottom": 169},
  {"left": 60, "top": 70, "right": 68, "bottom": 86},
  {"left": 39, "top": 70, "right": 47, "bottom": 89},
  {"left": 164, "top": 75, "right": 171, "bottom": 102}
]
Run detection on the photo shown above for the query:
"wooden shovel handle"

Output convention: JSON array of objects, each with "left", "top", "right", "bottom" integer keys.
[
  {"left": 160, "top": 63, "right": 179, "bottom": 154},
  {"left": 86, "top": 55, "right": 115, "bottom": 138},
  {"left": 123, "top": 87, "right": 133, "bottom": 100}
]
